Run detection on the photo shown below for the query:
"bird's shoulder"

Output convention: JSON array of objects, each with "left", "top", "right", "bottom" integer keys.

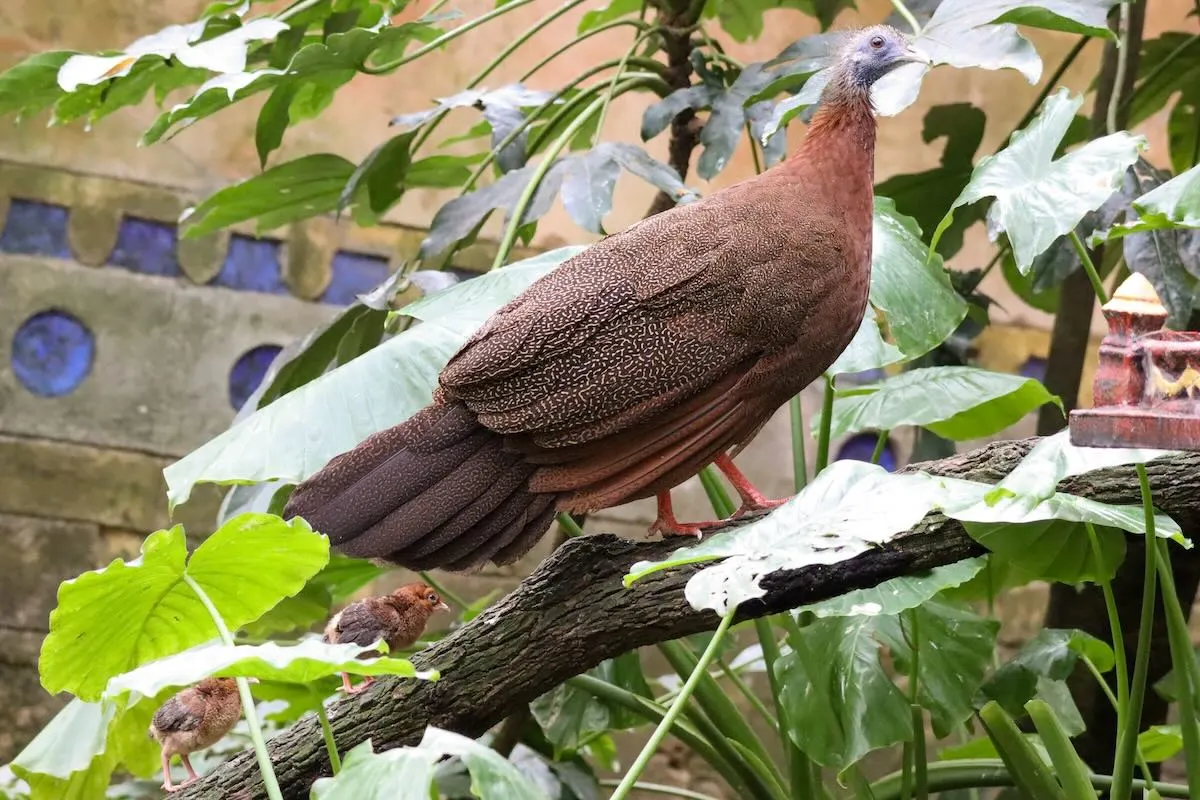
[{"left": 151, "top": 693, "right": 202, "bottom": 734}]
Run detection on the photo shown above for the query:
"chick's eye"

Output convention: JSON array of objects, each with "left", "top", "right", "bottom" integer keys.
[
  {"left": 870, "top": 35, "right": 885, "bottom": 49},
  {"left": 428, "top": 593, "right": 438, "bottom": 602}
]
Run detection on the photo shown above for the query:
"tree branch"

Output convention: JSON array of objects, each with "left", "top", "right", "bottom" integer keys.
[{"left": 178, "top": 438, "right": 1200, "bottom": 799}]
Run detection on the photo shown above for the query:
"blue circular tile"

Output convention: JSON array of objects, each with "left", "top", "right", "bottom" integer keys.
[
  {"left": 835, "top": 431, "right": 898, "bottom": 472},
  {"left": 229, "top": 344, "right": 283, "bottom": 411},
  {"left": 11, "top": 309, "right": 95, "bottom": 397}
]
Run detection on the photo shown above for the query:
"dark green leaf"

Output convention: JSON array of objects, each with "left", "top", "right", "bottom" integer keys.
[
  {"left": 797, "top": 558, "right": 986, "bottom": 618},
  {"left": 777, "top": 615, "right": 912, "bottom": 770},
  {"left": 1121, "top": 162, "right": 1200, "bottom": 329},
  {"left": 933, "top": 89, "right": 1145, "bottom": 273},
  {"left": 561, "top": 149, "right": 621, "bottom": 233},
  {"left": 341, "top": 131, "right": 416, "bottom": 218},
  {"left": 406, "top": 154, "right": 481, "bottom": 188},
  {"left": 1128, "top": 34, "right": 1200, "bottom": 127},
  {"left": 821, "top": 366, "right": 1059, "bottom": 441},
  {"left": 1167, "top": 97, "right": 1198, "bottom": 176},
  {"left": 1002, "top": 247, "right": 1061, "bottom": 313},
  {"left": 878, "top": 600, "right": 999, "bottom": 737},
  {"left": 641, "top": 86, "right": 712, "bottom": 141},
  {"left": 255, "top": 82, "right": 299, "bottom": 168},
  {"left": 1099, "top": 164, "right": 1200, "bottom": 242},
  {"left": 288, "top": 70, "right": 354, "bottom": 121},
  {"left": 0, "top": 51, "right": 75, "bottom": 120},
  {"left": 876, "top": 103, "right": 987, "bottom": 259},
  {"left": 981, "top": 629, "right": 1114, "bottom": 721},
  {"left": 39, "top": 515, "right": 328, "bottom": 701},
  {"left": 181, "top": 153, "right": 356, "bottom": 238}
]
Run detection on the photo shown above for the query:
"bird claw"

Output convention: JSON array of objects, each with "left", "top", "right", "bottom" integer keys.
[
  {"left": 732, "top": 496, "right": 789, "bottom": 519},
  {"left": 649, "top": 519, "right": 705, "bottom": 539},
  {"left": 163, "top": 777, "right": 197, "bottom": 793},
  {"left": 344, "top": 676, "right": 375, "bottom": 695}
]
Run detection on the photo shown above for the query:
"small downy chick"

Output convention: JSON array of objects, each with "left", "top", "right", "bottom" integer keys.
[
  {"left": 323, "top": 581, "right": 450, "bottom": 694},
  {"left": 148, "top": 677, "right": 244, "bottom": 792}
]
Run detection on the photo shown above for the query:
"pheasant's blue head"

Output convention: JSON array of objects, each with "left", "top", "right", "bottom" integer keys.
[{"left": 842, "top": 25, "right": 927, "bottom": 88}]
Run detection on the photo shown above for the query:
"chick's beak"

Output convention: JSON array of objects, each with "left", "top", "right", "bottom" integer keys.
[{"left": 435, "top": 601, "right": 451, "bottom": 612}]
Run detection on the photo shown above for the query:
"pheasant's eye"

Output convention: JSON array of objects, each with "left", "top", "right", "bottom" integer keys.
[{"left": 870, "top": 35, "right": 885, "bottom": 49}]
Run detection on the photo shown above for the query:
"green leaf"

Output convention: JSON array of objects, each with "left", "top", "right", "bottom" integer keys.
[
  {"left": 868, "top": 197, "right": 970, "bottom": 360},
  {"left": 181, "top": 153, "right": 356, "bottom": 238},
  {"left": 0, "top": 51, "right": 76, "bottom": 120},
  {"left": 627, "top": 461, "right": 947, "bottom": 613},
  {"left": 1002, "top": 247, "right": 1061, "bottom": 313},
  {"left": 826, "top": 306, "right": 905, "bottom": 377},
  {"left": 1098, "top": 164, "right": 1200, "bottom": 242},
  {"left": 1119, "top": 163, "right": 1200, "bottom": 329},
  {"left": 254, "top": 82, "right": 297, "bottom": 168},
  {"left": 797, "top": 557, "right": 986, "bottom": 618},
  {"left": 878, "top": 600, "right": 1000, "bottom": 737},
  {"left": 1139, "top": 725, "right": 1184, "bottom": 763},
  {"left": 531, "top": 652, "right": 653, "bottom": 756},
  {"left": 1128, "top": 34, "right": 1200, "bottom": 128},
  {"left": 876, "top": 104, "right": 988, "bottom": 259},
  {"left": 776, "top": 615, "right": 912, "bottom": 771},
  {"left": 577, "top": 0, "right": 641, "bottom": 32},
  {"left": 39, "top": 514, "right": 328, "bottom": 701},
  {"left": 165, "top": 322, "right": 462, "bottom": 508},
  {"left": 1167, "top": 96, "right": 1198, "bottom": 177},
  {"left": 819, "top": 366, "right": 1061, "bottom": 441},
  {"left": 400, "top": 246, "right": 582, "bottom": 334},
  {"left": 341, "top": 131, "right": 416, "bottom": 219},
  {"left": 932, "top": 89, "right": 1146, "bottom": 273},
  {"left": 11, "top": 699, "right": 115, "bottom": 783},
  {"left": 981, "top": 628, "right": 1116, "bottom": 719},
  {"left": 105, "top": 639, "right": 436, "bottom": 699},
  {"left": 406, "top": 154, "right": 482, "bottom": 188}
]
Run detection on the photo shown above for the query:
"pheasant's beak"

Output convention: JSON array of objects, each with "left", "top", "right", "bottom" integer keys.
[{"left": 904, "top": 42, "right": 932, "bottom": 66}]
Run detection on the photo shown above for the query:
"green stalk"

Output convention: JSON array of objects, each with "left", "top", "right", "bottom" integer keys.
[
  {"left": 754, "top": 617, "right": 822, "bottom": 799},
  {"left": 888, "top": 0, "right": 922, "bottom": 34},
  {"left": 555, "top": 513, "right": 586, "bottom": 537},
  {"left": 609, "top": 611, "right": 739, "bottom": 800},
  {"left": 519, "top": 19, "right": 651, "bottom": 81},
  {"left": 906, "top": 610, "right": 927, "bottom": 800},
  {"left": 182, "top": 575, "right": 283, "bottom": 800},
  {"left": 814, "top": 376, "right": 835, "bottom": 475},
  {"left": 598, "top": 780, "right": 722, "bottom": 800},
  {"left": 978, "top": 701, "right": 1066, "bottom": 800},
  {"left": 698, "top": 465, "right": 736, "bottom": 518},
  {"left": 1111, "top": 463, "right": 1161, "bottom": 800},
  {"left": 1152, "top": 537, "right": 1200, "bottom": 798},
  {"left": 315, "top": 704, "right": 342, "bottom": 775},
  {"left": 1105, "top": 0, "right": 1131, "bottom": 136},
  {"left": 1025, "top": 699, "right": 1095, "bottom": 800},
  {"left": 789, "top": 398, "right": 808, "bottom": 491},
  {"left": 658, "top": 640, "right": 786, "bottom": 792},
  {"left": 593, "top": 27, "right": 661, "bottom": 146},
  {"left": 361, "top": 0, "right": 541, "bottom": 74},
  {"left": 870, "top": 430, "right": 890, "bottom": 465},
  {"left": 871, "top": 759, "right": 1192, "bottom": 800},
  {"left": 716, "top": 658, "right": 777, "bottom": 728},
  {"left": 1084, "top": 522, "right": 1128, "bottom": 719},
  {"left": 1080, "top": 656, "right": 1157, "bottom": 789},
  {"left": 1068, "top": 231, "right": 1109, "bottom": 303}
]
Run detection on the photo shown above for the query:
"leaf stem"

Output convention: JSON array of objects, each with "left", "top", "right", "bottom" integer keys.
[
  {"left": 520, "top": 19, "right": 652, "bottom": 81},
  {"left": 181, "top": 574, "right": 283, "bottom": 800},
  {"left": 598, "top": 780, "right": 723, "bottom": 800},
  {"left": 609, "top": 611, "right": 738, "bottom": 800},
  {"left": 889, "top": 0, "right": 922, "bottom": 35},
  {"left": 555, "top": 512, "right": 587, "bottom": 537},
  {"left": 1111, "top": 463, "right": 1161, "bottom": 800},
  {"left": 1080, "top": 655, "right": 1157, "bottom": 789},
  {"left": 1151, "top": 537, "right": 1200, "bottom": 799},
  {"left": 789, "top": 398, "right": 809, "bottom": 491},
  {"left": 870, "top": 430, "right": 890, "bottom": 465},
  {"left": 1084, "top": 521, "right": 1129, "bottom": 721},
  {"left": 814, "top": 376, "right": 835, "bottom": 475},
  {"left": 362, "top": 0, "right": 540, "bottom": 74},
  {"left": 594, "top": 26, "right": 661, "bottom": 146},
  {"left": 315, "top": 704, "right": 342, "bottom": 775},
  {"left": 872, "top": 759, "right": 1192, "bottom": 799},
  {"left": 1106, "top": 0, "right": 1132, "bottom": 136},
  {"left": 1068, "top": 230, "right": 1109, "bottom": 303},
  {"left": 716, "top": 658, "right": 778, "bottom": 728}
]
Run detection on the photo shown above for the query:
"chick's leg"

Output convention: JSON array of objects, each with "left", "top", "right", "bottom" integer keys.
[
  {"left": 179, "top": 754, "right": 199, "bottom": 788},
  {"left": 160, "top": 751, "right": 175, "bottom": 792},
  {"left": 713, "top": 454, "right": 788, "bottom": 517},
  {"left": 344, "top": 674, "right": 375, "bottom": 695}
]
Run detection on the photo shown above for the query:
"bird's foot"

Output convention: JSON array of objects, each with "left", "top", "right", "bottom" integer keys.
[
  {"left": 163, "top": 777, "right": 197, "bottom": 793},
  {"left": 650, "top": 491, "right": 719, "bottom": 539},
  {"left": 343, "top": 675, "right": 375, "bottom": 695},
  {"left": 732, "top": 495, "right": 789, "bottom": 519}
]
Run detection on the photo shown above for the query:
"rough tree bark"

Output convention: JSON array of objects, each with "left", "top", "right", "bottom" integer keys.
[{"left": 178, "top": 438, "right": 1200, "bottom": 800}]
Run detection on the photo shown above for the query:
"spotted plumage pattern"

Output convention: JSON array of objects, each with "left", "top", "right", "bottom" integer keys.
[{"left": 284, "top": 26, "right": 925, "bottom": 572}]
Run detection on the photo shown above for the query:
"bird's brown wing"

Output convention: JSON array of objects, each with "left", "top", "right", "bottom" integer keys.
[
  {"left": 151, "top": 695, "right": 202, "bottom": 735},
  {"left": 441, "top": 195, "right": 778, "bottom": 453},
  {"left": 331, "top": 601, "right": 394, "bottom": 649}
]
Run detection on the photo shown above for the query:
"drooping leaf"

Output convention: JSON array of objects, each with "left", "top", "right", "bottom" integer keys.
[
  {"left": 38, "top": 515, "right": 328, "bottom": 701},
  {"left": 1167, "top": 96, "right": 1198, "bottom": 177},
  {"left": 400, "top": 246, "right": 585, "bottom": 333},
  {"left": 818, "top": 366, "right": 1061, "bottom": 441},
  {"left": 577, "top": 0, "right": 641, "bottom": 32},
  {"left": 340, "top": 130, "right": 417, "bottom": 219},
  {"left": 104, "top": 639, "right": 437, "bottom": 700},
  {"left": 867, "top": 197, "right": 969, "bottom": 360},
  {"left": 626, "top": 462, "right": 947, "bottom": 613},
  {"left": 1097, "top": 164, "right": 1200, "bottom": 241},
  {"left": 255, "top": 82, "right": 299, "bottom": 167},
  {"left": 560, "top": 149, "right": 622, "bottom": 233},
  {"left": 0, "top": 51, "right": 76, "bottom": 120},
  {"left": 1127, "top": 33, "right": 1200, "bottom": 129},
  {"left": 10, "top": 699, "right": 115, "bottom": 784},
  {"left": 876, "top": 103, "right": 988, "bottom": 259},
  {"left": 796, "top": 557, "right": 986, "bottom": 618},
  {"left": 1119, "top": 163, "right": 1200, "bottom": 329},
  {"left": 180, "top": 153, "right": 356, "bottom": 238},
  {"left": 165, "top": 322, "right": 463, "bottom": 508},
  {"left": 1139, "top": 725, "right": 1184, "bottom": 763},
  {"left": 531, "top": 652, "right": 653, "bottom": 757},
  {"left": 826, "top": 306, "right": 905, "bottom": 377},
  {"left": 932, "top": 89, "right": 1146, "bottom": 273},
  {"left": 980, "top": 628, "right": 1115, "bottom": 724},
  {"left": 776, "top": 615, "right": 912, "bottom": 771}
]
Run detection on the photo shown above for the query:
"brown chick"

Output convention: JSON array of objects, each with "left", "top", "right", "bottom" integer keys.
[
  {"left": 148, "top": 677, "right": 243, "bottom": 792},
  {"left": 323, "top": 581, "right": 450, "bottom": 694}
]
